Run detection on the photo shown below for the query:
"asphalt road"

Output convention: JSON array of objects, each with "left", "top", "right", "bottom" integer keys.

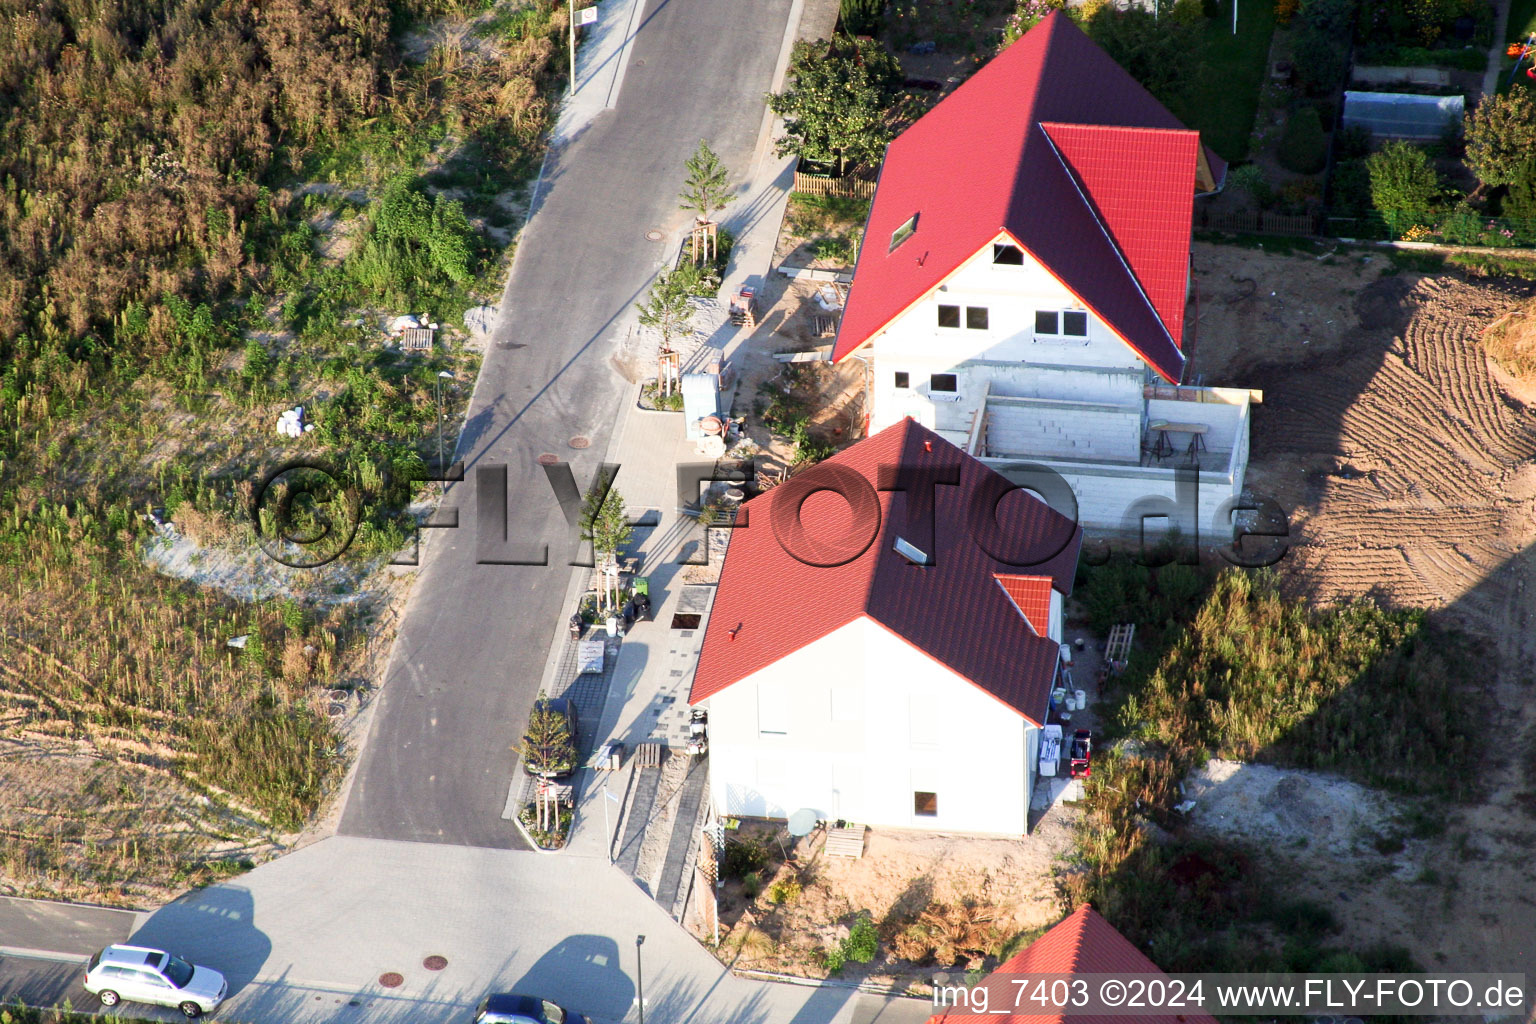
[{"left": 338, "top": 0, "right": 795, "bottom": 847}]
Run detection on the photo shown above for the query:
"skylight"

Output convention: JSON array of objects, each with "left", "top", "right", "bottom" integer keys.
[
  {"left": 889, "top": 213, "right": 918, "bottom": 252},
  {"left": 894, "top": 535, "right": 932, "bottom": 565}
]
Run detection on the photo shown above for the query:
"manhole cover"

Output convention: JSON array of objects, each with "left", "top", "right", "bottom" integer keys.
[
  {"left": 536, "top": 453, "right": 560, "bottom": 466},
  {"left": 378, "top": 972, "right": 404, "bottom": 988},
  {"left": 423, "top": 955, "right": 448, "bottom": 971},
  {"left": 329, "top": 689, "right": 350, "bottom": 702},
  {"left": 568, "top": 436, "right": 591, "bottom": 449},
  {"left": 645, "top": 229, "right": 664, "bottom": 241},
  {"left": 327, "top": 703, "right": 347, "bottom": 717}
]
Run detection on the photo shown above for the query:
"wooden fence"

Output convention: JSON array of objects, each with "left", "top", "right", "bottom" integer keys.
[
  {"left": 1196, "top": 207, "right": 1321, "bottom": 237},
  {"left": 792, "top": 169, "right": 876, "bottom": 200}
]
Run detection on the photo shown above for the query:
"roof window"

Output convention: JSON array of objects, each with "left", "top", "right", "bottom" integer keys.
[
  {"left": 890, "top": 213, "right": 918, "bottom": 252},
  {"left": 894, "top": 535, "right": 932, "bottom": 566}
]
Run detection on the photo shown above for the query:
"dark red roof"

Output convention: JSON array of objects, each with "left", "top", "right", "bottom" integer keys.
[
  {"left": 834, "top": 13, "right": 1222, "bottom": 382},
  {"left": 690, "top": 420, "right": 1081, "bottom": 724},
  {"left": 926, "top": 905, "right": 1220, "bottom": 1024}
]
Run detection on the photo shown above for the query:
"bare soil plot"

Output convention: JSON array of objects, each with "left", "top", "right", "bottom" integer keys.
[
  {"left": 713, "top": 815, "right": 1077, "bottom": 990},
  {"left": 1189, "top": 242, "right": 1536, "bottom": 974}
]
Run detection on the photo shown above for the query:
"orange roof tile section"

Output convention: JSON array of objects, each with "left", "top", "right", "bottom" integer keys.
[
  {"left": 994, "top": 574, "right": 1054, "bottom": 637},
  {"left": 927, "top": 905, "right": 1220, "bottom": 1024},
  {"left": 689, "top": 420, "right": 1082, "bottom": 725}
]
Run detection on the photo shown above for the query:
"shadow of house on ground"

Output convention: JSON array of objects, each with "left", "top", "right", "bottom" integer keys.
[
  {"left": 129, "top": 884, "right": 269, "bottom": 1002},
  {"left": 514, "top": 934, "right": 634, "bottom": 1023}
]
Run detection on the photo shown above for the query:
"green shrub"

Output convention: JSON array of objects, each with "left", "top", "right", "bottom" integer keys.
[
  {"left": 1229, "top": 164, "right": 1274, "bottom": 207},
  {"left": 742, "top": 870, "right": 763, "bottom": 899},
  {"left": 839, "top": 0, "right": 883, "bottom": 35},
  {"left": 842, "top": 912, "right": 879, "bottom": 963},
  {"left": 1278, "top": 106, "right": 1328, "bottom": 174},
  {"left": 1367, "top": 140, "right": 1441, "bottom": 221},
  {"left": 723, "top": 836, "right": 770, "bottom": 877},
  {"left": 1292, "top": 30, "right": 1346, "bottom": 96},
  {"left": 768, "top": 877, "right": 802, "bottom": 904}
]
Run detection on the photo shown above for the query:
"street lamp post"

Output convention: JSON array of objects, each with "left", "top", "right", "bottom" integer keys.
[
  {"left": 435, "top": 370, "right": 452, "bottom": 486},
  {"left": 635, "top": 935, "right": 646, "bottom": 1024}
]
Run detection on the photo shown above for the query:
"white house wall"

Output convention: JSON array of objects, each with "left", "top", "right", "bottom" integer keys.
[
  {"left": 868, "top": 232, "right": 1155, "bottom": 437},
  {"left": 705, "top": 617, "right": 1037, "bottom": 835}
]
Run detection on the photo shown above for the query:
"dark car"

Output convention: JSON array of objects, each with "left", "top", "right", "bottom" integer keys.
[
  {"left": 1069, "top": 729, "right": 1092, "bottom": 778},
  {"left": 474, "top": 993, "right": 588, "bottom": 1024},
  {"left": 521, "top": 697, "right": 579, "bottom": 780}
]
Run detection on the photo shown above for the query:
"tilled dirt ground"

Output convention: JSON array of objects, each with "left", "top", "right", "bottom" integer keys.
[{"left": 1190, "top": 243, "right": 1536, "bottom": 976}]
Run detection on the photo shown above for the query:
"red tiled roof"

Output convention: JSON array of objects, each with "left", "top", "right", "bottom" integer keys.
[
  {"left": 689, "top": 420, "right": 1082, "bottom": 724},
  {"left": 927, "top": 905, "right": 1220, "bottom": 1024},
  {"left": 833, "top": 13, "right": 1222, "bottom": 382},
  {"left": 994, "top": 574, "right": 1053, "bottom": 637}
]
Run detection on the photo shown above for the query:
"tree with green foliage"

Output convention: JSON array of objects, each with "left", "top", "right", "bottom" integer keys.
[
  {"left": 516, "top": 697, "right": 577, "bottom": 779},
  {"left": 1464, "top": 91, "right": 1536, "bottom": 194},
  {"left": 839, "top": 0, "right": 884, "bottom": 36},
  {"left": 768, "top": 38, "right": 904, "bottom": 177},
  {"left": 1081, "top": 5, "right": 1206, "bottom": 121},
  {"left": 581, "top": 469, "right": 633, "bottom": 609},
  {"left": 1278, "top": 106, "right": 1328, "bottom": 174},
  {"left": 678, "top": 140, "right": 733, "bottom": 221},
  {"left": 1366, "top": 140, "right": 1441, "bottom": 226},
  {"left": 635, "top": 268, "right": 694, "bottom": 352}
]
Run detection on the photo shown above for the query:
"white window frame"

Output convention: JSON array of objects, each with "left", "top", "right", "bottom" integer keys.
[{"left": 1033, "top": 307, "right": 1090, "bottom": 342}]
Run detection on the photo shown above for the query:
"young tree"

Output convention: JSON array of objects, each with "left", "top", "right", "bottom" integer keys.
[
  {"left": 679, "top": 140, "right": 733, "bottom": 222},
  {"left": 517, "top": 697, "right": 577, "bottom": 780},
  {"left": 582, "top": 470, "right": 633, "bottom": 610},
  {"left": 1464, "top": 91, "right": 1536, "bottom": 194},
  {"left": 635, "top": 268, "right": 694, "bottom": 352},
  {"left": 767, "top": 38, "right": 903, "bottom": 177}
]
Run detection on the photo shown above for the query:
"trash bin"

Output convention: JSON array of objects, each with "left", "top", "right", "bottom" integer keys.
[{"left": 633, "top": 577, "right": 649, "bottom": 598}]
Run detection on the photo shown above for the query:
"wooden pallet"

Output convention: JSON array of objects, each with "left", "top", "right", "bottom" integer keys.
[
  {"left": 825, "top": 825, "right": 866, "bottom": 859},
  {"left": 636, "top": 741, "right": 666, "bottom": 768}
]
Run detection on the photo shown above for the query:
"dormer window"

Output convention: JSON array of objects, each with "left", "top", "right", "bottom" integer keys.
[
  {"left": 890, "top": 214, "right": 918, "bottom": 252},
  {"left": 992, "top": 243, "right": 1024, "bottom": 265}
]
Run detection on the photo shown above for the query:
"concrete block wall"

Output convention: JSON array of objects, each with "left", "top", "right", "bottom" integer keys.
[
  {"left": 984, "top": 457, "right": 1244, "bottom": 540},
  {"left": 986, "top": 400, "right": 1141, "bottom": 462},
  {"left": 983, "top": 364, "right": 1144, "bottom": 406}
]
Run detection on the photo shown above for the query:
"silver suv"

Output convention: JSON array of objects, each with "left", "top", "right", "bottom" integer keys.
[{"left": 84, "top": 944, "right": 227, "bottom": 1018}]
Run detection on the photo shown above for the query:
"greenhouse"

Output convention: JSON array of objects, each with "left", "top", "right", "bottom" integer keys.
[{"left": 1342, "top": 91, "right": 1465, "bottom": 140}]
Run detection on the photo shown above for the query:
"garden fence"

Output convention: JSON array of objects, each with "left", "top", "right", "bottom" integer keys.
[
  {"left": 792, "top": 170, "right": 876, "bottom": 200},
  {"left": 1196, "top": 207, "right": 1322, "bottom": 237}
]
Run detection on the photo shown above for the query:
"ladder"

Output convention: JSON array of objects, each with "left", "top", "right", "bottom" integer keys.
[{"left": 1104, "top": 623, "right": 1135, "bottom": 675}]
